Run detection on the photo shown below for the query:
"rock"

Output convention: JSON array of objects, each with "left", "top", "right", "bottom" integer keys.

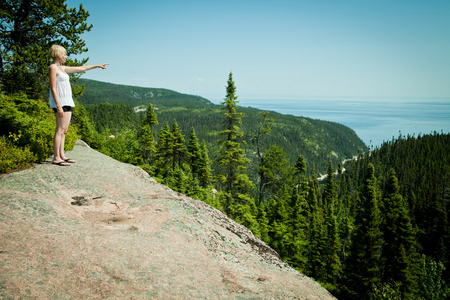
[{"left": 0, "top": 143, "right": 336, "bottom": 299}]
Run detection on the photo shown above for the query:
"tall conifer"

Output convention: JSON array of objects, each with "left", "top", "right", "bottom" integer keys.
[
  {"left": 198, "top": 141, "right": 212, "bottom": 188},
  {"left": 216, "top": 72, "right": 254, "bottom": 217},
  {"left": 287, "top": 186, "right": 308, "bottom": 271},
  {"left": 306, "top": 182, "right": 327, "bottom": 281},
  {"left": 187, "top": 127, "right": 202, "bottom": 174},
  {"left": 258, "top": 145, "right": 291, "bottom": 204},
  {"left": 143, "top": 103, "right": 158, "bottom": 132},
  {"left": 294, "top": 155, "right": 307, "bottom": 193},
  {"left": 267, "top": 185, "right": 290, "bottom": 259},
  {"left": 253, "top": 111, "right": 274, "bottom": 204},
  {"left": 154, "top": 121, "right": 173, "bottom": 177},
  {"left": 187, "top": 128, "right": 212, "bottom": 188},
  {"left": 343, "top": 163, "right": 383, "bottom": 299},
  {"left": 321, "top": 160, "right": 341, "bottom": 287},
  {"left": 140, "top": 103, "right": 159, "bottom": 163},
  {"left": 139, "top": 124, "right": 155, "bottom": 163},
  {"left": 171, "top": 119, "right": 187, "bottom": 171},
  {"left": 256, "top": 204, "right": 270, "bottom": 243},
  {"left": 382, "top": 168, "right": 418, "bottom": 297}
]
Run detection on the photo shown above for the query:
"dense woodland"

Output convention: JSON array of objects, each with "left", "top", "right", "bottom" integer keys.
[
  {"left": 2, "top": 75, "right": 449, "bottom": 299},
  {"left": 78, "top": 78, "right": 367, "bottom": 177},
  {"left": 1, "top": 2, "right": 449, "bottom": 297},
  {"left": 78, "top": 76, "right": 449, "bottom": 299},
  {"left": 336, "top": 132, "right": 450, "bottom": 298}
]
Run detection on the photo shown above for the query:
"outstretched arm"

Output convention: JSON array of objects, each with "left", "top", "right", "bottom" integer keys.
[{"left": 63, "top": 64, "right": 108, "bottom": 74}]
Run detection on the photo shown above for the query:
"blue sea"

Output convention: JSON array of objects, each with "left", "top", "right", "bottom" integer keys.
[{"left": 213, "top": 96, "right": 450, "bottom": 148}]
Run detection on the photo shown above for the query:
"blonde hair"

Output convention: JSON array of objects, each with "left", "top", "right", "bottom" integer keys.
[{"left": 49, "top": 45, "right": 66, "bottom": 60}]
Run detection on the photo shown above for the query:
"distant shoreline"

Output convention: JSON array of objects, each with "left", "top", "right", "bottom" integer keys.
[{"left": 216, "top": 97, "right": 450, "bottom": 148}]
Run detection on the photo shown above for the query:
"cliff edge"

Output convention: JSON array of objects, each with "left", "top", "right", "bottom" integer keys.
[{"left": 0, "top": 141, "right": 336, "bottom": 299}]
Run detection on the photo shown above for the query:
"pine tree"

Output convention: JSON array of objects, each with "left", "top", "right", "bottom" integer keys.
[
  {"left": 253, "top": 111, "right": 274, "bottom": 204},
  {"left": 258, "top": 145, "right": 291, "bottom": 204},
  {"left": 168, "top": 165, "right": 189, "bottom": 194},
  {"left": 139, "top": 124, "right": 155, "bottom": 164},
  {"left": 309, "top": 166, "right": 323, "bottom": 208},
  {"left": 343, "top": 163, "right": 383, "bottom": 299},
  {"left": 306, "top": 181, "right": 327, "bottom": 281},
  {"left": 337, "top": 195, "right": 352, "bottom": 263},
  {"left": 229, "top": 197, "right": 260, "bottom": 236},
  {"left": 286, "top": 185, "right": 308, "bottom": 271},
  {"left": 417, "top": 255, "right": 450, "bottom": 300},
  {"left": 322, "top": 160, "right": 336, "bottom": 208},
  {"left": 139, "top": 103, "right": 158, "bottom": 164},
  {"left": 198, "top": 141, "right": 212, "bottom": 188},
  {"left": 256, "top": 204, "right": 270, "bottom": 243},
  {"left": 187, "top": 128, "right": 212, "bottom": 193},
  {"left": 294, "top": 154, "right": 307, "bottom": 192},
  {"left": 267, "top": 185, "right": 290, "bottom": 259},
  {"left": 187, "top": 127, "right": 202, "bottom": 178},
  {"left": 381, "top": 168, "right": 418, "bottom": 297},
  {"left": 143, "top": 103, "right": 158, "bottom": 132},
  {"left": 323, "top": 197, "right": 341, "bottom": 289},
  {"left": 99, "top": 128, "right": 142, "bottom": 165},
  {"left": 171, "top": 119, "right": 187, "bottom": 171},
  {"left": 321, "top": 160, "right": 341, "bottom": 287},
  {"left": 216, "top": 72, "right": 254, "bottom": 216},
  {"left": 154, "top": 121, "right": 173, "bottom": 178},
  {"left": 1, "top": 0, "right": 92, "bottom": 98}
]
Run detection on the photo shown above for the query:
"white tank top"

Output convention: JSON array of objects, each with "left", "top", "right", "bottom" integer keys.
[{"left": 49, "top": 67, "right": 75, "bottom": 108}]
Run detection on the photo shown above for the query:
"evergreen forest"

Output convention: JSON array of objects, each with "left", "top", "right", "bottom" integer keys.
[
  {"left": 77, "top": 78, "right": 367, "bottom": 178},
  {"left": 1, "top": 2, "right": 449, "bottom": 298},
  {"left": 2, "top": 74, "right": 449, "bottom": 299}
]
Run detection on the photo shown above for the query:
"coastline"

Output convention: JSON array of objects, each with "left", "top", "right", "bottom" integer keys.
[{"left": 213, "top": 96, "right": 450, "bottom": 148}]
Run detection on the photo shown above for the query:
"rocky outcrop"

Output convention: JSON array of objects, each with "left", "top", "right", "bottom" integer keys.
[{"left": 0, "top": 142, "right": 336, "bottom": 299}]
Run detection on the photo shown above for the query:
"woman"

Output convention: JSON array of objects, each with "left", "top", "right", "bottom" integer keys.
[{"left": 49, "top": 45, "right": 108, "bottom": 166}]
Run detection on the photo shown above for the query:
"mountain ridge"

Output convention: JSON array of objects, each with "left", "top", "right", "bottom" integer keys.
[{"left": 77, "top": 78, "right": 212, "bottom": 108}]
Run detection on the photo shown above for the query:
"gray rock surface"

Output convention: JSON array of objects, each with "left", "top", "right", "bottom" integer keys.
[{"left": 0, "top": 142, "right": 336, "bottom": 299}]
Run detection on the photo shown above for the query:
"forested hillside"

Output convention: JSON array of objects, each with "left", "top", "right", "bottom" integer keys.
[
  {"left": 72, "top": 77, "right": 449, "bottom": 298},
  {"left": 3, "top": 74, "right": 448, "bottom": 299},
  {"left": 77, "top": 79, "right": 367, "bottom": 175},
  {"left": 2, "top": 78, "right": 449, "bottom": 299},
  {"left": 77, "top": 79, "right": 212, "bottom": 108},
  {"left": 340, "top": 134, "right": 450, "bottom": 272},
  {"left": 334, "top": 132, "right": 450, "bottom": 299}
]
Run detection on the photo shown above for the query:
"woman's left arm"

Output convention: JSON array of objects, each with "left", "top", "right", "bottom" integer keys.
[{"left": 63, "top": 64, "right": 108, "bottom": 74}]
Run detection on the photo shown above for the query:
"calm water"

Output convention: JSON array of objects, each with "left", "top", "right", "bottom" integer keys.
[{"left": 214, "top": 96, "right": 450, "bottom": 148}]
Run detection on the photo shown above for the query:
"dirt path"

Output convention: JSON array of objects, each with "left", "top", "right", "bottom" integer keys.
[{"left": 0, "top": 141, "right": 335, "bottom": 299}]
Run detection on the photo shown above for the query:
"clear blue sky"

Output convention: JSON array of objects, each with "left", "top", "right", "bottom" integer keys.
[{"left": 66, "top": 0, "right": 450, "bottom": 100}]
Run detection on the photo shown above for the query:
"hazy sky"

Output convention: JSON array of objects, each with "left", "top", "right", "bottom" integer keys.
[{"left": 66, "top": 0, "right": 450, "bottom": 100}]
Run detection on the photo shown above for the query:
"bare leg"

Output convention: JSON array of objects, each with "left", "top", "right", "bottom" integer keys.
[
  {"left": 53, "top": 111, "right": 71, "bottom": 165},
  {"left": 53, "top": 114, "right": 64, "bottom": 162},
  {"left": 59, "top": 111, "right": 72, "bottom": 161}
]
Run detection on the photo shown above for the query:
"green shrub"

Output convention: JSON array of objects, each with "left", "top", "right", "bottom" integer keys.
[
  {"left": 0, "top": 93, "right": 77, "bottom": 168},
  {"left": 0, "top": 135, "right": 36, "bottom": 173},
  {"left": 99, "top": 128, "right": 142, "bottom": 165}
]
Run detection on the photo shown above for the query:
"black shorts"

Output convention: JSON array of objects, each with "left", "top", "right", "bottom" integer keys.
[{"left": 52, "top": 106, "right": 72, "bottom": 113}]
